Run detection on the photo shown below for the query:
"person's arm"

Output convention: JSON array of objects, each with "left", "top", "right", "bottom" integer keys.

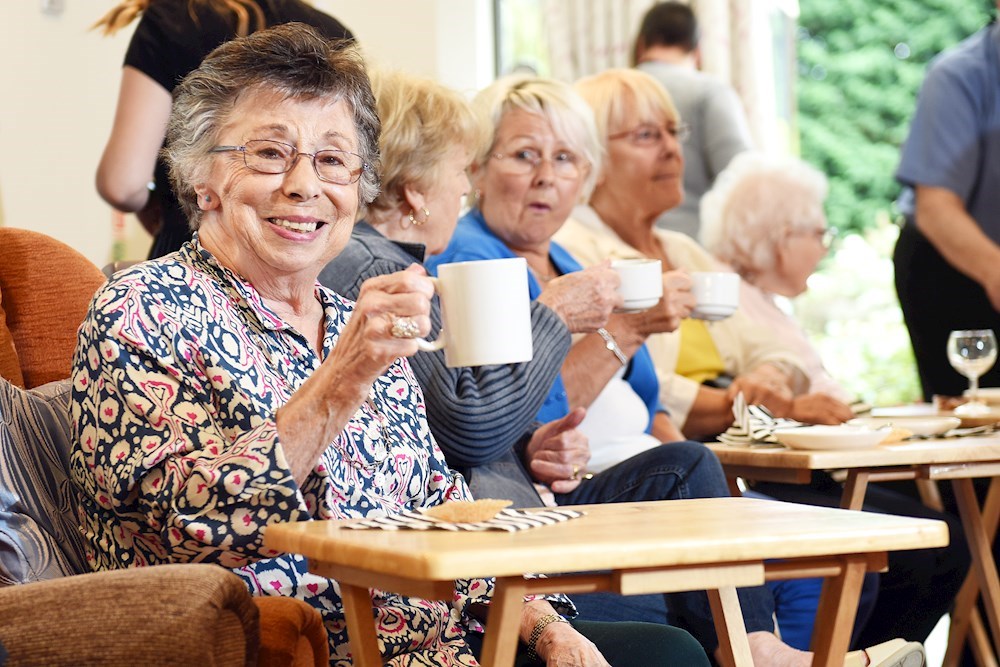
[
  {"left": 915, "top": 185, "right": 1000, "bottom": 309},
  {"left": 410, "top": 299, "right": 572, "bottom": 467},
  {"left": 651, "top": 411, "right": 684, "bottom": 442},
  {"left": 323, "top": 251, "right": 573, "bottom": 468},
  {"left": 96, "top": 66, "right": 172, "bottom": 229},
  {"left": 561, "top": 270, "right": 695, "bottom": 410},
  {"left": 278, "top": 266, "right": 437, "bottom": 484}
]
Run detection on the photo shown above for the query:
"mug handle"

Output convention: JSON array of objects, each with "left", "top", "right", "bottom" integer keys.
[{"left": 414, "top": 277, "right": 447, "bottom": 352}]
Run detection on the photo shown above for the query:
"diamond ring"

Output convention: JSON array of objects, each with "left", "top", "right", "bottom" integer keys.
[{"left": 390, "top": 316, "right": 420, "bottom": 339}]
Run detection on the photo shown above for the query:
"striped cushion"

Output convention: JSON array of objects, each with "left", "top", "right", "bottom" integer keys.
[{"left": 0, "top": 378, "right": 87, "bottom": 585}]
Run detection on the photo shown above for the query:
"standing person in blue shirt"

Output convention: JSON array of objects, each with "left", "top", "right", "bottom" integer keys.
[{"left": 894, "top": 5, "right": 1000, "bottom": 401}]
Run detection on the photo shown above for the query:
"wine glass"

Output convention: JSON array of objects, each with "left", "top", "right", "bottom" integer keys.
[{"left": 947, "top": 329, "right": 998, "bottom": 415}]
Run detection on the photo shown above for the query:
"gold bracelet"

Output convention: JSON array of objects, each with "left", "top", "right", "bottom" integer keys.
[
  {"left": 596, "top": 327, "right": 628, "bottom": 366},
  {"left": 526, "top": 613, "right": 568, "bottom": 662}
]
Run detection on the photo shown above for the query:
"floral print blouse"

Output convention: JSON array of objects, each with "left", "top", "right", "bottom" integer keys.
[{"left": 69, "top": 240, "right": 499, "bottom": 665}]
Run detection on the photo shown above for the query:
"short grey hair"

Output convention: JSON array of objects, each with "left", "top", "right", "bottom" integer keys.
[
  {"left": 164, "top": 22, "right": 380, "bottom": 229},
  {"left": 470, "top": 75, "right": 603, "bottom": 199},
  {"left": 700, "top": 152, "right": 828, "bottom": 279}
]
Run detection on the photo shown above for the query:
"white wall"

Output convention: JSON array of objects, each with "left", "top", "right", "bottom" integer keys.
[{"left": 0, "top": 0, "right": 494, "bottom": 267}]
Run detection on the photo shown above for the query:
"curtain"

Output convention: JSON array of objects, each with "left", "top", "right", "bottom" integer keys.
[{"left": 542, "top": 0, "right": 799, "bottom": 151}]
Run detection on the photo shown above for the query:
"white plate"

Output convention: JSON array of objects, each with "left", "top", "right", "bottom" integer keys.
[
  {"left": 773, "top": 425, "right": 887, "bottom": 451},
  {"left": 848, "top": 415, "right": 961, "bottom": 437}
]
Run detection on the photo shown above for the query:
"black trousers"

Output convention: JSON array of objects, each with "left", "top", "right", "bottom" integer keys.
[{"left": 894, "top": 220, "right": 1000, "bottom": 401}]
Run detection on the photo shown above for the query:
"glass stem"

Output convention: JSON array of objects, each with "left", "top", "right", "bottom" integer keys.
[{"left": 970, "top": 375, "right": 981, "bottom": 403}]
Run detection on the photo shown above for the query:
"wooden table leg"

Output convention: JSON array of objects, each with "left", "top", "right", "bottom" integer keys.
[
  {"left": 943, "top": 477, "right": 1000, "bottom": 667},
  {"left": 840, "top": 471, "right": 871, "bottom": 510},
  {"left": 954, "top": 477, "right": 1000, "bottom": 661},
  {"left": 340, "top": 582, "right": 383, "bottom": 666},
  {"left": 707, "top": 585, "right": 754, "bottom": 667},
  {"left": 480, "top": 577, "right": 528, "bottom": 667},
  {"left": 809, "top": 554, "right": 868, "bottom": 667}
]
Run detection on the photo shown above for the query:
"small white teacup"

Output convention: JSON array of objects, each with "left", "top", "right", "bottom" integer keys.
[
  {"left": 690, "top": 271, "right": 740, "bottom": 321},
  {"left": 612, "top": 258, "right": 663, "bottom": 312},
  {"left": 418, "top": 257, "right": 534, "bottom": 368}
]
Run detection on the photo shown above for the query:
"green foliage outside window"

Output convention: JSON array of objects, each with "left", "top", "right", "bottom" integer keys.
[
  {"left": 797, "top": 0, "right": 993, "bottom": 235},
  {"left": 794, "top": 0, "right": 994, "bottom": 405}
]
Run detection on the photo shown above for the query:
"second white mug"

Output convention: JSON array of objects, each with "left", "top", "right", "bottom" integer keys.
[
  {"left": 690, "top": 271, "right": 740, "bottom": 321},
  {"left": 612, "top": 258, "right": 663, "bottom": 312},
  {"left": 418, "top": 257, "right": 534, "bottom": 368}
]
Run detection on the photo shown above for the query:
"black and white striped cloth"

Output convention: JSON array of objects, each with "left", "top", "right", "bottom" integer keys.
[
  {"left": 344, "top": 507, "right": 584, "bottom": 532},
  {"left": 718, "top": 392, "right": 997, "bottom": 447},
  {"left": 717, "top": 393, "right": 800, "bottom": 447}
]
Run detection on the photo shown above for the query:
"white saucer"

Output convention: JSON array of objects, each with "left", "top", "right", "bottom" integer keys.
[
  {"left": 618, "top": 298, "right": 659, "bottom": 312},
  {"left": 773, "top": 425, "right": 886, "bottom": 451},
  {"left": 691, "top": 303, "right": 737, "bottom": 321},
  {"left": 848, "top": 415, "right": 961, "bottom": 437}
]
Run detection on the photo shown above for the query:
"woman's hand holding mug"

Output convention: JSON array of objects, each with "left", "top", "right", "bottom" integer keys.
[{"left": 537, "top": 262, "right": 622, "bottom": 333}]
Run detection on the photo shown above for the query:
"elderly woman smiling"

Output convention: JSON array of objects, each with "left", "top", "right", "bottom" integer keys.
[{"left": 68, "top": 25, "right": 708, "bottom": 667}]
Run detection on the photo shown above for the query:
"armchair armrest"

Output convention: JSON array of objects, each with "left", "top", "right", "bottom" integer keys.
[{"left": 0, "top": 564, "right": 258, "bottom": 666}]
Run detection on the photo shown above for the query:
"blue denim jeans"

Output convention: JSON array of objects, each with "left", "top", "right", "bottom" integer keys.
[{"left": 555, "top": 442, "right": 776, "bottom": 653}]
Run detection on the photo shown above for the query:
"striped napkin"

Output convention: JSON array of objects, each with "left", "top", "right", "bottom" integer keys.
[
  {"left": 717, "top": 393, "right": 802, "bottom": 447},
  {"left": 344, "top": 507, "right": 585, "bottom": 532}
]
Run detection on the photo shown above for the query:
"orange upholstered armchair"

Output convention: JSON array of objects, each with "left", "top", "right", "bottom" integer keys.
[
  {"left": 0, "top": 228, "right": 328, "bottom": 666},
  {"left": 0, "top": 227, "right": 106, "bottom": 389}
]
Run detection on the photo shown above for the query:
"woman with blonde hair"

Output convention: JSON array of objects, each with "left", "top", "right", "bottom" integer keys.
[
  {"left": 93, "top": 0, "right": 353, "bottom": 259},
  {"left": 557, "top": 67, "right": 852, "bottom": 439}
]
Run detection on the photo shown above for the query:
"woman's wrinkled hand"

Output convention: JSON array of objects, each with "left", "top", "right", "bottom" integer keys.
[
  {"left": 536, "top": 622, "right": 611, "bottom": 667},
  {"left": 537, "top": 262, "right": 622, "bottom": 333},
  {"left": 726, "top": 376, "right": 794, "bottom": 416},
  {"left": 789, "top": 393, "right": 855, "bottom": 425},
  {"left": 331, "top": 263, "right": 435, "bottom": 380},
  {"left": 525, "top": 408, "right": 590, "bottom": 493}
]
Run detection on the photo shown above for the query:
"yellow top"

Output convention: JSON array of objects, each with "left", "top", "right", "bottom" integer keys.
[{"left": 675, "top": 319, "right": 726, "bottom": 385}]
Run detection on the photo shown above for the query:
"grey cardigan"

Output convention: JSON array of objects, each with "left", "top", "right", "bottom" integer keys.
[{"left": 318, "top": 222, "right": 571, "bottom": 470}]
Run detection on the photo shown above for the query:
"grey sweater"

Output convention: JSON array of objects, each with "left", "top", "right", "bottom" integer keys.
[{"left": 318, "top": 222, "right": 571, "bottom": 468}]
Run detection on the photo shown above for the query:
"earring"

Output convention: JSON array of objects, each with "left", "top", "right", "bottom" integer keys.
[
  {"left": 406, "top": 207, "right": 430, "bottom": 227},
  {"left": 204, "top": 194, "right": 211, "bottom": 203}
]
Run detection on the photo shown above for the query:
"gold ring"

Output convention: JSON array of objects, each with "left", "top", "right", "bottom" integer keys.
[
  {"left": 390, "top": 316, "right": 420, "bottom": 339},
  {"left": 571, "top": 464, "right": 580, "bottom": 481}
]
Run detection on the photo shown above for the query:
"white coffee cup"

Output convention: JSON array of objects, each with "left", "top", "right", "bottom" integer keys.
[
  {"left": 417, "top": 257, "right": 533, "bottom": 367},
  {"left": 612, "top": 258, "right": 663, "bottom": 312},
  {"left": 691, "top": 271, "right": 740, "bottom": 321}
]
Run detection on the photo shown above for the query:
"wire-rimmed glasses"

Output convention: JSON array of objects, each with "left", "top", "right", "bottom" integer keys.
[
  {"left": 489, "top": 148, "right": 584, "bottom": 180},
  {"left": 608, "top": 122, "right": 691, "bottom": 146},
  {"left": 947, "top": 329, "right": 998, "bottom": 415},
  {"left": 210, "top": 139, "right": 370, "bottom": 185}
]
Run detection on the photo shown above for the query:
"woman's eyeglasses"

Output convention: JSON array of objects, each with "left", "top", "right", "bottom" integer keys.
[
  {"left": 209, "top": 139, "right": 370, "bottom": 185},
  {"left": 608, "top": 122, "right": 691, "bottom": 146},
  {"left": 489, "top": 148, "right": 583, "bottom": 180},
  {"left": 788, "top": 226, "right": 838, "bottom": 249}
]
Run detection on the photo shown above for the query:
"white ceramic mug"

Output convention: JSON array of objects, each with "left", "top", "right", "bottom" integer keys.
[
  {"left": 612, "top": 258, "right": 663, "bottom": 312},
  {"left": 417, "top": 257, "right": 534, "bottom": 367},
  {"left": 690, "top": 271, "right": 740, "bottom": 321}
]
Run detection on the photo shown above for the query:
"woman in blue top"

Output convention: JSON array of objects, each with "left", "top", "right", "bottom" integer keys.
[{"left": 427, "top": 75, "right": 695, "bottom": 473}]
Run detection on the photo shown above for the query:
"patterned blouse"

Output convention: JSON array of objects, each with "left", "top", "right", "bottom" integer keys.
[{"left": 69, "top": 239, "right": 500, "bottom": 665}]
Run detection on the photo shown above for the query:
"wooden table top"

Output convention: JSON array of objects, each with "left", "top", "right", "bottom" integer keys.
[
  {"left": 263, "top": 498, "right": 948, "bottom": 581},
  {"left": 708, "top": 436, "right": 1000, "bottom": 471}
]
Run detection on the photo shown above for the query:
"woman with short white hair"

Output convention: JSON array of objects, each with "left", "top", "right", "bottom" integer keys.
[{"left": 699, "top": 151, "right": 850, "bottom": 402}]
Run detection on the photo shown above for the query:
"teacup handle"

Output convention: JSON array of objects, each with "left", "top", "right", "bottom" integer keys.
[{"left": 414, "top": 277, "right": 447, "bottom": 352}]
